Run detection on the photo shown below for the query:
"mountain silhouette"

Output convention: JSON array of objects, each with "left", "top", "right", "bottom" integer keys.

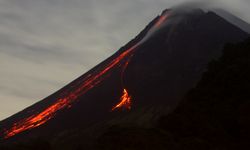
[{"left": 0, "top": 8, "right": 249, "bottom": 146}]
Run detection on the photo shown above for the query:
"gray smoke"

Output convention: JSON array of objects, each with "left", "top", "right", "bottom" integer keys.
[{"left": 172, "top": 0, "right": 250, "bottom": 24}]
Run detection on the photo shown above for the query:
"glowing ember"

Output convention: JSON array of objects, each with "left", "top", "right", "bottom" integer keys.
[
  {"left": 112, "top": 89, "right": 132, "bottom": 111},
  {"left": 1, "top": 12, "right": 170, "bottom": 139}
]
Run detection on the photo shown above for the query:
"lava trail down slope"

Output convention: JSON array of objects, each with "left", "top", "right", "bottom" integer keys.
[{"left": 1, "top": 11, "right": 170, "bottom": 140}]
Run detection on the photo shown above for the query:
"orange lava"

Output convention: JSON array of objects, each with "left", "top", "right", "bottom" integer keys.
[
  {"left": 4, "top": 98, "right": 69, "bottom": 138},
  {"left": 112, "top": 89, "right": 132, "bottom": 111},
  {"left": 3, "top": 43, "right": 138, "bottom": 139},
  {"left": 2, "top": 12, "right": 170, "bottom": 139},
  {"left": 154, "top": 13, "right": 169, "bottom": 28}
]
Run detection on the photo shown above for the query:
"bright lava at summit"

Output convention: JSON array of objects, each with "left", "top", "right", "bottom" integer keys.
[{"left": 1, "top": 12, "right": 170, "bottom": 139}]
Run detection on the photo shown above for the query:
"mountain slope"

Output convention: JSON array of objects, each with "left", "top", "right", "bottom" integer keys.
[
  {"left": 157, "top": 38, "right": 250, "bottom": 150},
  {"left": 215, "top": 9, "right": 250, "bottom": 33},
  {"left": 95, "top": 37, "right": 250, "bottom": 150},
  {"left": 0, "top": 8, "right": 249, "bottom": 145}
]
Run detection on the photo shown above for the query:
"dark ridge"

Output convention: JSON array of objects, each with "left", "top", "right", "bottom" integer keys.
[{"left": 158, "top": 38, "right": 250, "bottom": 150}]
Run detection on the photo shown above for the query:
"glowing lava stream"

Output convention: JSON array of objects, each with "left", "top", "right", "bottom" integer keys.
[
  {"left": 111, "top": 12, "right": 169, "bottom": 111},
  {"left": 112, "top": 89, "right": 132, "bottom": 111},
  {"left": 2, "top": 12, "right": 169, "bottom": 139}
]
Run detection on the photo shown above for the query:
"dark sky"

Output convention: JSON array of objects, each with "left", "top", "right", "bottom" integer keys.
[{"left": 0, "top": 0, "right": 249, "bottom": 120}]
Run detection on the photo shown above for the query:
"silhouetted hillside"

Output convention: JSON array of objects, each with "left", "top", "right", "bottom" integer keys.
[
  {"left": 95, "top": 38, "right": 250, "bottom": 150},
  {"left": 158, "top": 38, "right": 250, "bottom": 149}
]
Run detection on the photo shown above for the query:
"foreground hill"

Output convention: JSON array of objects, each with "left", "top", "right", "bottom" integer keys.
[{"left": 95, "top": 38, "right": 250, "bottom": 150}]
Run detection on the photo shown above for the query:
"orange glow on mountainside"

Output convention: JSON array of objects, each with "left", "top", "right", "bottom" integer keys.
[
  {"left": 154, "top": 13, "right": 169, "bottom": 28},
  {"left": 4, "top": 98, "right": 69, "bottom": 139},
  {"left": 112, "top": 89, "right": 132, "bottom": 111},
  {"left": 2, "top": 44, "right": 137, "bottom": 139},
  {"left": 1, "top": 12, "right": 170, "bottom": 139}
]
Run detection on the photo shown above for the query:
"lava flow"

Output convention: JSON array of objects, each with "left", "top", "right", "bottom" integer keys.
[
  {"left": 1, "top": 12, "right": 170, "bottom": 139},
  {"left": 3, "top": 98, "right": 69, "bottom": 138},
  {"left": 2, "top": 44, "right": 136, "bottom": 139},
  {"left": 112, "top": 89, "right": 132, "bottom": 111},
  {"left": 111, "top": 12, "right": 170, "bottom": 111},
  {"left": 154, "top": 13, "right": 169, "bottom": 28}
]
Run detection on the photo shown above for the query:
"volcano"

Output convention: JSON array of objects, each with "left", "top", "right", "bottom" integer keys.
[{"left": 0, "top": 8, "right": 249, "bottom": 145}]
